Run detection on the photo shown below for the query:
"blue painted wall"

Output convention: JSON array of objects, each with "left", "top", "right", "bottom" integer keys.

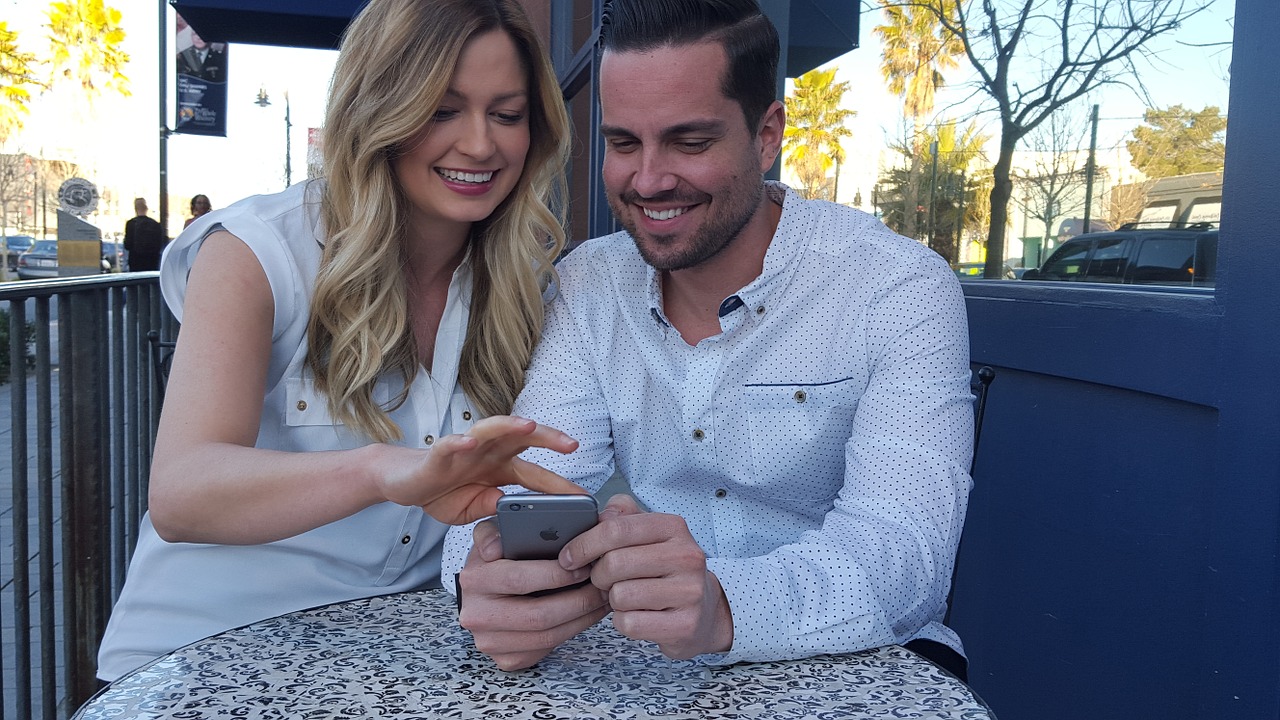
[{"left": 950, "top": 0, "right": 1279, "bottom": 716}]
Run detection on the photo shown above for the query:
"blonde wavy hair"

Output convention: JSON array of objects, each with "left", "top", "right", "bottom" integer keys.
[{"left": 307, "top": 0, "right": 570, "bottom": 443}]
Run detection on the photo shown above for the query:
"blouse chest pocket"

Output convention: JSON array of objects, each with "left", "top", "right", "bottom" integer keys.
[
  {"left": 284, "top": 376, "right": 393, "bottom": 428},
  {"left": 742, "top": 378, "right": 863, "bottom": 502},
  {"left": 285, "top": 376, "right": 338, "bottom": 427}
]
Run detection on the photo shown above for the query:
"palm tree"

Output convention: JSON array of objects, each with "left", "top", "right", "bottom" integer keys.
[
  {"left": 874, "top": 0, "right": 963, "bottom": 239},
  {"left": 783, "top": 67, "right": 854, "bottom": 201},
  {"left": 876, "top": 118, "right": 990, "bottom": 263}
]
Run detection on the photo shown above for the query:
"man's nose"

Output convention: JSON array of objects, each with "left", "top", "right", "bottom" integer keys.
[{"left": 630, "top": 149, "right": 678, "bottom": 198}]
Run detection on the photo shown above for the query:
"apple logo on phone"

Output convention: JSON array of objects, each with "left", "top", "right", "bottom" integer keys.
[{"left": 540, "top": 528, "right": 560, "bottom": 542}]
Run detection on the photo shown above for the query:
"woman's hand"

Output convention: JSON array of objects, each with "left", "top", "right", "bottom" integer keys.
[{"left": 378, "top": 415, "right": 583, "bottom": 525}]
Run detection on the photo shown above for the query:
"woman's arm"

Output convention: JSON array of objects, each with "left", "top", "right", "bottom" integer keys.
[{"left": 148, "top": 231, "right": 580, "bottom": 545}]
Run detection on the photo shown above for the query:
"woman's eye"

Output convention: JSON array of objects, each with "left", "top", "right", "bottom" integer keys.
[
  {"left": 494, "top": 112, "right": 525, "bottom": 124},
  {"left": 431, "top": 109, "right": 457, "bottom": 121}
]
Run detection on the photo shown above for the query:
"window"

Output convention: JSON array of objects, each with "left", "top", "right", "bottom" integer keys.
[
  {"left": 1131, "top": 238, "right": 1195, "bottom": 284},
  {"left": 1083, "top": 238, "right": 1128, "bottom": 282},
  {"left": 1039, "top": 240, "right": 1090, "bottom": 280}
]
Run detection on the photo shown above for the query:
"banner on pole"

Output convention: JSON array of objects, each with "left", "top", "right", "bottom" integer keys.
[{"left": 173, "top": 12, "right": 229, "bottom": 137}]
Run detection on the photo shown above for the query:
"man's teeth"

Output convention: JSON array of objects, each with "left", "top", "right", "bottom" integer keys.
[
  {"left": 439, "top": 169, "right": 493, "bottom": 183},
  {"left": 642, "top": 207, "right": 688, "bottom": 221}
]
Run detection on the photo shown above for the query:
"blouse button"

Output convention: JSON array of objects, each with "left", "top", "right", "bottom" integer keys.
[
  {"left": 462, "top": 411, "right": 472, "bottom": 421},
  {"left": 692, "top": 428, "right": 706, "bottom": 441},
  {"left": 296, "top": 400, "right": 307, "bottom": 411},
  {"left": 424, "top": 435, "right": 435, "bottom": 445},
  {"left": 755, "top": 305, "right": 766, "bottom": 315},
  {"left": 794, "top": 390, "right": 807, "bottom": 403},
  {"left": 714, "top": 488, "right": 728, "bottom": 499},
  {"left": 401, "top": 534, "right": 411, "bottom": 545}
]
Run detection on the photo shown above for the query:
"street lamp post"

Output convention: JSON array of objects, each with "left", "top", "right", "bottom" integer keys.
[{"left": 255, "top": 87, "right": 292, "bottom": 188}]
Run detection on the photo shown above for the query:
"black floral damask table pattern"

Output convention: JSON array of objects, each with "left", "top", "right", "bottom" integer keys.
[{"left": 77, "top": 590, "right": 995, "bottom": 719}]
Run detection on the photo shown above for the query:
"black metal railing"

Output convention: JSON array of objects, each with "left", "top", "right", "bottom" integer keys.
[{"left": 1, "top": 273, "right": 175, "bottom": 719}]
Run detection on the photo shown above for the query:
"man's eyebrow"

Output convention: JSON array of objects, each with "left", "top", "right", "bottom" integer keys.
[{"left": 599, "top": 119, "right": 728, "bottom": 139}]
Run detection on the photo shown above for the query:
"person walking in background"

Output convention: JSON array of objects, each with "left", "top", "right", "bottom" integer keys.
[
  {"left": 184, "top": 194, "right": 212, "bottom": 229},
  {"left": 122, "top": 198, "right": 166, "bottom": 271},
  {"left": 96, "top": 0, "right": 581, "bottom": 682}
]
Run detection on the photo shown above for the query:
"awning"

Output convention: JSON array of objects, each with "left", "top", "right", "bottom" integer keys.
[
  {"left": 170, "top": 0, "right": 364, "bottom": 50},
  {"left": 170, "top": 0, "right": 857, "bottom": 71},
  {"left": 784, "top": 0, "right": 860, "bottom": 77}
]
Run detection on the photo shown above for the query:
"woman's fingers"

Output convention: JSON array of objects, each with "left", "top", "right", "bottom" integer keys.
[
  {"left": 406, "top": 415, "right": 583, "bottom": 524},
  {"left": 466, "top": 416, "right": 580, "bottom": 456},
  {"left": 511, "top": 457, "right": 587, "bottom": 495}
]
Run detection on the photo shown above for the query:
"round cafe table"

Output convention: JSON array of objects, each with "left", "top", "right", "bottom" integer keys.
[{"left": 76, "top": 590, "right": 995, "bottom": 719}]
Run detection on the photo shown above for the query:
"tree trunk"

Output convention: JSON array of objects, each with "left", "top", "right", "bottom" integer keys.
[
  {"left": 904, "top": 154, "right": 920, "bottom": 240},
  {"left": 985, "top": 132, "right": 1018, "bottom": 278}
]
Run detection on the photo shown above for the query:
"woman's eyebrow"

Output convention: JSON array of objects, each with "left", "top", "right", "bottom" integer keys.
[{"left": 442, "top": 88, "right": 528, "bottom": 103}]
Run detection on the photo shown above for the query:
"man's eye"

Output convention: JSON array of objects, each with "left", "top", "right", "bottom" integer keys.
[
  {"left": 607, "top": 139, "right": 638, "bottom": 153},
  {"left": 678, "top": 140, "right": 711, "bottom": 153}
]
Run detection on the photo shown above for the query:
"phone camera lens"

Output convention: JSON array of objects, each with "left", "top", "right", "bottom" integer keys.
[{"left": 508, "top": 503, "right": 522, "bottom": 511}]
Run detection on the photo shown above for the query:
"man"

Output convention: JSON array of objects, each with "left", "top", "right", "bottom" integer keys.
[
  {"left": 175, "top": 31, "right": 227, "bottom": 83},
  {"left": 444, "top": 0, "right": 974, "bottom": 680},
  {"left": 123, "top": 198, "right": 166, "bottom": 271}
]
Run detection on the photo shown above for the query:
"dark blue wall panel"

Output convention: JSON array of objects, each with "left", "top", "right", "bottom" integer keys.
[
  {"left": 954, "top": 367, "right": 1216, "bottom": 717},
  {"left": 953, "top": 0, "right": 1280, "bottom": 717}
]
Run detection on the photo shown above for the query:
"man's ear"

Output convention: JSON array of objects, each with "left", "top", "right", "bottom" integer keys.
[{"left": 756, "top": 100, "right": 786, "bottom": 173}]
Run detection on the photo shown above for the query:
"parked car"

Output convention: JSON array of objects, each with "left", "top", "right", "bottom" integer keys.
[
  {"left": 16, "top": 239, "right": 59, "bottom": 280},
  {"left": 1021, "top": 224, "right": 1217, "bottom": 287},
  {"left": 952, "top": 261, "right": 1017, "bottom": 280},
  {"left": 3, "top": 234, "right": 35, "bottom": 271}
]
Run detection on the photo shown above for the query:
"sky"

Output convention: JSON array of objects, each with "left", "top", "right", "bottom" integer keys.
[{"left": 0, "top": 0, "right": 1236, "bottom": 239}]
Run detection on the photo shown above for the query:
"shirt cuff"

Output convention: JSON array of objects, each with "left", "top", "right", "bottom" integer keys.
[{"left": 703, "top": 557, "right": 791, "bottom": 665}]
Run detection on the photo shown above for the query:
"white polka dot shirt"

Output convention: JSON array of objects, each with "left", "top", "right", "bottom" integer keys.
[{"left": 443, "top": 182, "right": 974, "bottom": 665}]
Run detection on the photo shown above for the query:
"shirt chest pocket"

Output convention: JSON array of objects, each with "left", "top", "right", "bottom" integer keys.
[
  {"left": 282, "top": 375, "right": 395, "bottom": 451},
  {"left": 742, "top": 379, "right": 862, "bottom": 502}
]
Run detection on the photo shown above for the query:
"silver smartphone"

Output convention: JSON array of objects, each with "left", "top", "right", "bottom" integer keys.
[{"left": 497, "top": 493, "right": 599, "bottom": 561}]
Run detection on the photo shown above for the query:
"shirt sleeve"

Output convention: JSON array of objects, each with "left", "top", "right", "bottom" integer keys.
[
  {"left": 159, "top": 211, "right": 299, "bottom": 338},
  {"left": 706, "top": 256, "right": 973, "bottom": 665},
  {"left": 440, "top": 284, "right": 618, "bottom": 587}
]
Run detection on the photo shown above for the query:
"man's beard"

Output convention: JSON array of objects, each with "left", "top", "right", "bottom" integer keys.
[{"left": 609, "top": 180, "right": 762, "bottom": 272}]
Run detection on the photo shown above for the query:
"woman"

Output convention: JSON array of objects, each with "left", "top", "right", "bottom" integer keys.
[
  {"left": 97, "top": 0, "right": 578, "bottom": 681},
  {"left": 183, "top": 193, "right": 211, "bottom": 228}
]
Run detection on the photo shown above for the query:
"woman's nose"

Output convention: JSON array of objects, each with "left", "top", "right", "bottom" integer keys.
[{"left": 457, "top": 115, "right": 496, "bottom": 159}]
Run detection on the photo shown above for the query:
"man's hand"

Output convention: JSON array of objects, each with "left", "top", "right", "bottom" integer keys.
[
  {"left": 562, "top": 494, "right": 734, "bottom": 659},
  {"left": 457, "top": 520, "right": 610, "bottom": 670}
]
